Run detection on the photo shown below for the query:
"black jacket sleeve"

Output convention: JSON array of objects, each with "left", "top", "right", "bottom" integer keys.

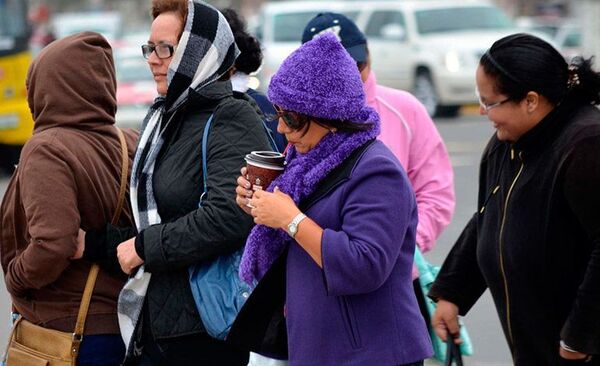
[
  {"left": 141, "top": 100, "right": 271, "bottom": 272},
  {"left": 83, "top": 223, "right": 137, "bottom": 275},
  {"left": 560, "top": 137, "right": 600, "bottom": 355},
  {"left": 428, "top": 138, "right": 497, "bottom": 314},
  {"left": 428, "top": 213, "right": 488, "bottom": 314}
]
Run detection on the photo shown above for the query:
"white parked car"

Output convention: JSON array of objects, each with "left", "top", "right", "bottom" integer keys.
[
  {"left": 253, "top": 0, "right": 535, "bottom": 117},
  {"left": 250, "top": 1, "right": 359, "bottom": 92},
  {"left": 52, "top": 11, "right": 122, "bottom": 45}
]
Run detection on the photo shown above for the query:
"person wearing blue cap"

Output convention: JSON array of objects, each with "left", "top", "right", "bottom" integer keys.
[{"left": 301, "top": 6, "right": 455, "bottom": 347}]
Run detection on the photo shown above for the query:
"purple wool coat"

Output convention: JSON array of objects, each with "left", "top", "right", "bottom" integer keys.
[{"left": 285, "top": 141, "right": 433, "bottom": 365}]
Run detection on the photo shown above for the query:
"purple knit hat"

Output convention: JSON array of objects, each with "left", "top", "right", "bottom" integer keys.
[{"left": 268, "top": 32, "right": 377, "bottom": 124}]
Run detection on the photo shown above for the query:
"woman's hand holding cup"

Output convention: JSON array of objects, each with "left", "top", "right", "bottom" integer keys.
[
  {"left": 249, "top": 187, "right": 300, "bottom": 230},
  {"left": 238, "top": 151, "right": 286, "bottom": 216},
  {"left": 235, "top": 166, "right": 254, "bottom": 215}
]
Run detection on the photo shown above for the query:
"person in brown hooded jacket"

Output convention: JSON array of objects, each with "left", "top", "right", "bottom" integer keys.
[{"left": 0, "top": 32, "right": 138, "bottom": 365}]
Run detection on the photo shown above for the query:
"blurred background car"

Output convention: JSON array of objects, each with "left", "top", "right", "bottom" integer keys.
[
  {"left": 249, "top": 1, "right": 360, "bottom": 94},
  {"left": 113, "top": 42, "right": 156, "bottom": 128},
  {"left": 253, "top": 0, "right": 542, "bottom": 117},
  {"left": 51, "top": 11, "right": 122, "bottom": 45},
  {"left": 516, "top": 15, "right": 581, "bottom": 61},
  {"left": 553, "top": 23, "right": 581, "bottom": 61}
]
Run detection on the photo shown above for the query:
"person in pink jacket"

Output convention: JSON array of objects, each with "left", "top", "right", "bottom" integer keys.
[
  {"left": 302, "top": 13, "right": 455, "bottom": 256},
  {"left": 365, "top": 72, "right": 455, "bottom": 253}
]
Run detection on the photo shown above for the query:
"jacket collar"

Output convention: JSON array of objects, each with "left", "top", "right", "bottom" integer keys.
[{"left": 188, "top": 80, "right": 234, "bottom": 106}]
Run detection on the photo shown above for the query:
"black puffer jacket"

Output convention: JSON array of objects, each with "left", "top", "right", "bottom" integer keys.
[
  {"left": 429, "top": 100, "right": 600, "bottom": 365},
  {"left": 87, "top": 81, "right": 271, "bottom": 339}
]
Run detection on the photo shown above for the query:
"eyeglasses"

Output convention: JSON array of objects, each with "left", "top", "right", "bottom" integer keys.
[
  {"left": 476, "top": 88, "right": 510, "bottom": 112},
  {"left": 141, "top": 43, "right": 176, "bottom": 60},
  {"left": 273, "top": 105, "right": 305, "bottom": 130}
]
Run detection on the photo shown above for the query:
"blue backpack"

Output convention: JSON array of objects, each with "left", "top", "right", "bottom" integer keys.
[{"left": 188, "top": 114, "right": 276, "bottom": 340}]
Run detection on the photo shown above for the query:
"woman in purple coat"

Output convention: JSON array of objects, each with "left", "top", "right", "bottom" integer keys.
[{"left": 232, "top": 33, "right": 433, "bottom": 366}]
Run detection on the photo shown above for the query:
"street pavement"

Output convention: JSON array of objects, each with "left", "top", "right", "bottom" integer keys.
[{"left": 0, "top": 112, "right": 513, "bottom": 365}]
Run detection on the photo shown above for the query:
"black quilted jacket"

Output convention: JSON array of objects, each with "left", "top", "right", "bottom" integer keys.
[
  {"left": 142, "top": 81, "right": 270, "bottom": 339},
  {"left": 86, "top": 81, "right": 271, "bottom": 341}
]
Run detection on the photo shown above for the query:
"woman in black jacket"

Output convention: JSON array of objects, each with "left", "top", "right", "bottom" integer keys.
[
  {"left": 429, "top": 33, "right": 600, "bottom": 365},
  {"left": 82, "top": 0, "right": 270, "bottom": 364}
]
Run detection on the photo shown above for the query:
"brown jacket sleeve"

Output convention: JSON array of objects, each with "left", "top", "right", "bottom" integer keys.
[{"left": 5, "top": 142, "right": 80, "bottom": 297}]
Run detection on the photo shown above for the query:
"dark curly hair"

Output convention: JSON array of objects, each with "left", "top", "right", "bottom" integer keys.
[{"left": 221, "top": 8, "right": 263, "bottom": 74}]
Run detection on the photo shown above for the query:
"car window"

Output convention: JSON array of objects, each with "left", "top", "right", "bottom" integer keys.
[
  {"left": 365, "top": 10, "right": 406, "bottom": 39},
  {"left": 415, "top": 6, "right": 513, "bottom": 35},
  {"left": 273, "top": 10, "right": 359, "bottom": 43}
]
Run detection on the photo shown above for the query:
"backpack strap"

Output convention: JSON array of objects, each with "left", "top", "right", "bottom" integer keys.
[{"left": 199, "top": 114, "right": 214, "bottom": 206}]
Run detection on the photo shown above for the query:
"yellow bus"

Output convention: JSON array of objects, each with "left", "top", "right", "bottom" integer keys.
[{"left": 0, "top": 0, "right": 32, "bottom": 174}]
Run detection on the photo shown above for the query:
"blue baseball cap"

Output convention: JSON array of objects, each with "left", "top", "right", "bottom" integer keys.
[{"left": 301, "top": 12, "right": 368, "bottom": 63}]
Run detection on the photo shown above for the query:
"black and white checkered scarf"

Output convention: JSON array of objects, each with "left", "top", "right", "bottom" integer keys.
[{"left": 117, "top": 0, "right": 239, "bottom": 355}]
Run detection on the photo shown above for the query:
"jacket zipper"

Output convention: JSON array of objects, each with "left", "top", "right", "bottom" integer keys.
[{"left": 498, "top": 149, "right": 524, "bottom": 348}]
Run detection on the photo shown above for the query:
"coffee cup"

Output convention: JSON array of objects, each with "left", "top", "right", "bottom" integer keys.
[{"left": 244, "top": 151, "right": 285, "bottom": 193}]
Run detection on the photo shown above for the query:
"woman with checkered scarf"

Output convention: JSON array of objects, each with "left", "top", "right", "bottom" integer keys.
[{"left": 81, "top": 0, "right": 271, "bottom": 364}]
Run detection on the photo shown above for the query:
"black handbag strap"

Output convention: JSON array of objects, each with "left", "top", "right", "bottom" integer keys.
[{"left": 445, "top": 335, "right": 464, "bottom": 366}]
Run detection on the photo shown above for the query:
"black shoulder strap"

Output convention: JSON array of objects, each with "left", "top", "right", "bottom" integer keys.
[{"left": 299, "top": 139, "right": 375, "bottom": 211}]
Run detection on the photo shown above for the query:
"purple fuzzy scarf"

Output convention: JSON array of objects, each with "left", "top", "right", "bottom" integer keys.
[{"left": 239, "top": 118, "right": 380, "bottom": 284}]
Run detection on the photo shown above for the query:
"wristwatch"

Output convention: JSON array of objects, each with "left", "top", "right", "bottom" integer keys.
[{"left": 286, "top": 213, "right": 307, "bottom": 238}]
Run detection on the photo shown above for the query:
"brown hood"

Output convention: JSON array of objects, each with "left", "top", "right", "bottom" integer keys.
[{"left": 26, "top": 32, "right": 116, "bottom": 132}]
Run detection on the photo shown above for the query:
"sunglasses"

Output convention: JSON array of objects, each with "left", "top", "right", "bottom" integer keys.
[
  {"left": 141, "top": 43, "right": 176, "bottom": 60},
  {"left": 273, "top": 105, "right": 305, "bottom": 130}
]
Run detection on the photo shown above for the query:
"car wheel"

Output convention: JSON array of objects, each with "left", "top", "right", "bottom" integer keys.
[{"left": 413, "top": 71, "right": 439, "bottom": 117}]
